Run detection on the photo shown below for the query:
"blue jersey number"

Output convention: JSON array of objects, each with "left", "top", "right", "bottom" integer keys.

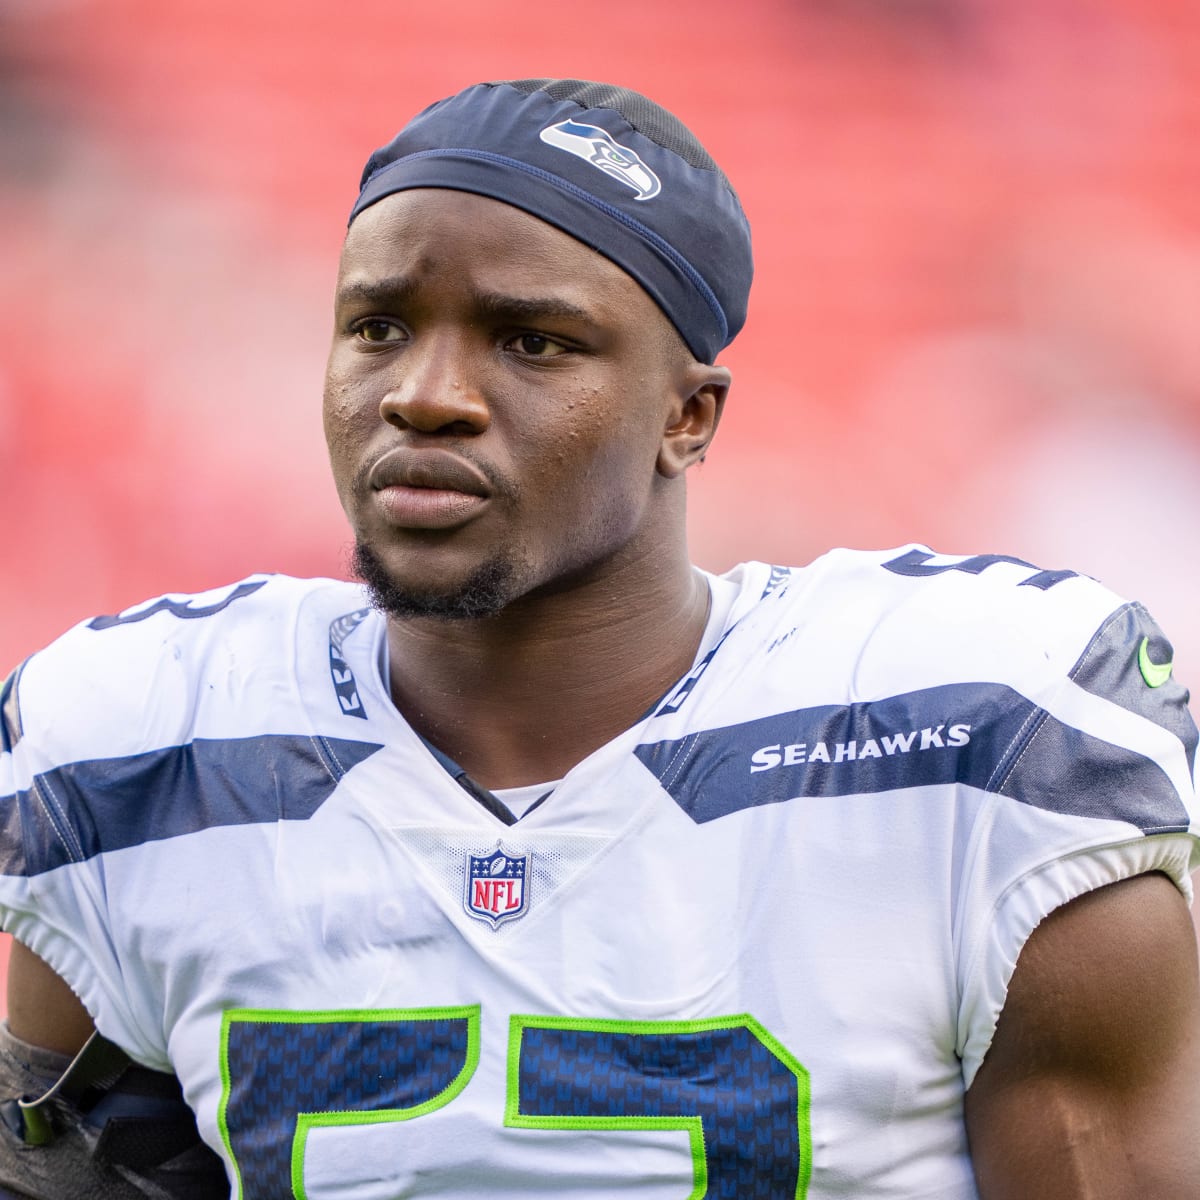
[
  {"left": 219, "top": 1007, "right": 811, "bottom": 1199},
  {"left": 88, "top": 580, "right": 267, "bottom": 630},
  {"left": 881, "top": 549, "right": 1077, "bottom": 591}
]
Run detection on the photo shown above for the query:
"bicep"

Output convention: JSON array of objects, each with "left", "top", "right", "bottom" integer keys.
[
  {"left": 5, "top": 941, "right": 94, "bottom": 1057},
  {"left": 965, "top": 871, "right": 1200, "bottom": 1200}
]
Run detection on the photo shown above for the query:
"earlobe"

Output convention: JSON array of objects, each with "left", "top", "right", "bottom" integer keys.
[{"left": 657, "top": 365, "right": 730, "bottom": 479}]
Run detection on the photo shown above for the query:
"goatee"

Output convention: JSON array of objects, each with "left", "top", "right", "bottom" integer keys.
[{"left": 352, "top": 540, "right": 518, "bottom": 621}]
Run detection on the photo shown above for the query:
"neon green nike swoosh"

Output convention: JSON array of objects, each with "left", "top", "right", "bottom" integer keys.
[{"left": 1138, "top": 636, "right": 1173, "bottom": 688}]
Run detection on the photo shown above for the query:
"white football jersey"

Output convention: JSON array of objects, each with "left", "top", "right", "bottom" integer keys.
[{"left": 1, "top": 547, "right": 1196, "bottom": 1199}]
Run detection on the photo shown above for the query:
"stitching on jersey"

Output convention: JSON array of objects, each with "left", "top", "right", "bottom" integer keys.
[
  {"left": 989, "top": 710, "right": 1050, "bottom": 796},
  {"left": 30, "top": 774, "right": 84, "bottom": 864},
  {"left": 312, "top": 735, "right": 347, "bottom": 781},
  {"left": 673, "top": 735, "right": 707, "bottom": 791},
  {"left": 985, "top": 702, "right": 1050, "bottom": 795},
  {"left": 659, "top": 732, "right": 701, "bottom": 790}
]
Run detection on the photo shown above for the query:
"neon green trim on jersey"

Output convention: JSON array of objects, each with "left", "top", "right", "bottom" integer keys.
[
  {"left": 504, "top": 1012, "right": 812, "bottom": 1199},
  {"left": 217, "top": 1005, "right": 481, "bottom": 1200},
  {"left": 1138, "top": 636, "right": 1173, "bottom": 688}
]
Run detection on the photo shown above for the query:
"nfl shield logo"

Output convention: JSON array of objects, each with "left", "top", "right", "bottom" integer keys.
[{"left": 465, "top": 846, "right": 530, "bottom": 928}]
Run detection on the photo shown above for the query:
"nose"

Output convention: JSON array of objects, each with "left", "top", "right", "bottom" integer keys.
[{"left": 379, "top": 331, "right": 490, "bottom": 436}]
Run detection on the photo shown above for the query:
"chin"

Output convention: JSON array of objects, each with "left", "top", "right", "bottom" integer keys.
[{"left": 352, "top": 540, "right": 521, "bottom": 621}]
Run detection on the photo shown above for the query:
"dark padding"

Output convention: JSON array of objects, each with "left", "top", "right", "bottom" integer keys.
[{"left": 0, "top": 1024, "right": 226, "bottom": 1200}]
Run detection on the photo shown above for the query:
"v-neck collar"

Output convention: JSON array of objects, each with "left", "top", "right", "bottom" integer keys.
[{"left": 337, "top": 568, "right": 747, "bottom": 829}]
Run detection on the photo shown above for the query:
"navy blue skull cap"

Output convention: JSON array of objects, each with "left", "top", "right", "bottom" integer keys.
[{"left": 350, "top": 79, "right": 753, "bottom": 363}]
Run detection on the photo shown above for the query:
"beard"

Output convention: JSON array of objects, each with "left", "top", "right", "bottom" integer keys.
[{"left": 352, "top": 539, "right": 521, "bottom": 621}]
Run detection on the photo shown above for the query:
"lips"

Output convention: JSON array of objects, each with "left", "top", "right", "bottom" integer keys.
[{"left": 367, "top": 448, "right": 492, "bottom": 530}]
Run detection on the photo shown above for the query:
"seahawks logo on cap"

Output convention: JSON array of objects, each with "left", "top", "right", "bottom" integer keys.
[{"left": 539, "top": 119, "right": 661, "bottom": 200}]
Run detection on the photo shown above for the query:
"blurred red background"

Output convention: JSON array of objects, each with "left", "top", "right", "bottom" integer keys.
[{"left": 2, "top": 0, "right": 1198, "bottom": 993}]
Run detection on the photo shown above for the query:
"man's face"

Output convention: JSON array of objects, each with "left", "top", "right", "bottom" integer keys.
[{"left": 325, "top": 188, "right": 705, "bottom": 619}]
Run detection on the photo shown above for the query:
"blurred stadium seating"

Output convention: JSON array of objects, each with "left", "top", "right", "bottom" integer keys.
[{"left": 2, "top": 0, "right": 1198, "bottom": 992}]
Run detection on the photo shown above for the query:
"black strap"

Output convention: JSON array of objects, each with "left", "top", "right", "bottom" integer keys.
[
  {"left": 2, "top": 1032, "right": 227, "bottom": 1191},
  {"left": 420, "top": 737, "right": 521, "bottom": 825},
  {"left": 16, "top": 1033, "right": 132, "bottom": 1146}
]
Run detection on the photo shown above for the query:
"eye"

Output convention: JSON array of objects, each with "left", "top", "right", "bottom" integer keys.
[
  {"left": 353, "top": 319, "right": 405, "bottom": 344},
  {"left": 506, "top": 332, "right": 568, "bottom": 358}
]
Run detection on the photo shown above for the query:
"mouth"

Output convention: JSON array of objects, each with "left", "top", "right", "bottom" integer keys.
[{"left": 367, "top": 448, "right": 492, "bottom": 531}]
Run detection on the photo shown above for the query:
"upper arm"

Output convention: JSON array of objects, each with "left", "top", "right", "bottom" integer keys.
[
  {"left": 965, "top": 871, "right": 1200, "bottom": 1200},
  {"left": 0, "top": 946, "right": 227, "bottom": 1200},
  {"left": 5, "top": 941, "right": 94, "bottom": 1058}
]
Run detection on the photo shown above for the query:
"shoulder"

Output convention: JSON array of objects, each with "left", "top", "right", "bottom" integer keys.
[
  {"left": 752, "top": 544, "right": 1122, "bottom": 644},
  {"left": 851, "top": 547, "right": 1196, "bottom": 823},
  {"left": 0, "top": 575, "right": 385, "bottom": 882},
  {"left": 2, "top": 574, "right": 374, "bottom": 767},
  {"left": 681, "top": 547, "right": 1196, "bottom": 832},
  {"left": 725, "top": 545, "right": 1185, "bottom": 706}
]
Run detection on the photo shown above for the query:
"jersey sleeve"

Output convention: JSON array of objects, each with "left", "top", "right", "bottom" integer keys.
[
  {"left": 954, "top": 596, "right": 1200, "bottom": 1087},
  {"left": 0, "top": 577, "right": 283, "bottom": 1070},
  {"left": 1, "top": 655, "right": 161, "bottom": 1066}
]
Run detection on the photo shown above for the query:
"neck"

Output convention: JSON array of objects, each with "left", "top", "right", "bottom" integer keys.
[{"left": 383, "top": 539, "right": 710, "bottom": 790}]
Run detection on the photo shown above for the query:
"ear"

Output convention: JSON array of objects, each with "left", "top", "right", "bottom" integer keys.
[{"left": 657, "top": 363, "right": 731, "bottom": 479}]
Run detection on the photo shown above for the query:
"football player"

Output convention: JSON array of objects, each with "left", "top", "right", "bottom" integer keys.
[{"left": 1, "top": 79, "right": 1197, "bottom": 1198}]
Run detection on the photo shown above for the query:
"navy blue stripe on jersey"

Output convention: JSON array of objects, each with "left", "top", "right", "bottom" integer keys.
[
  {"left": 634, "top": 683, "right": 1191, "bottom": 833},
  {"left": 0, "top": 735, "right": 383, "bottom": 877},
  {"left": 0, "top": 663, "right": 24, "bottom": 753},
  {"left": 994, "top": 711, "right": 1189, "bottom": 835},
  {"left": 1068, "top": 602, "right": 1198, "bottom": 780}
]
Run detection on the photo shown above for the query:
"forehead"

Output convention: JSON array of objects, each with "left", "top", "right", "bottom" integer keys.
[{"left": 338, "top": 189, "right": 654, "bottom": 316}]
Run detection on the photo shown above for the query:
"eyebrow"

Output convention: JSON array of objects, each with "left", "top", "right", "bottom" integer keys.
[
  {"left": 334, "top": 276, "right": 419, "bottom": 308},
  {"left": 472, "top": 291, "right": 595, "bottom": 326},
  {"left": 335, "top": 276, "right": 596, "bottom": 326}
]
